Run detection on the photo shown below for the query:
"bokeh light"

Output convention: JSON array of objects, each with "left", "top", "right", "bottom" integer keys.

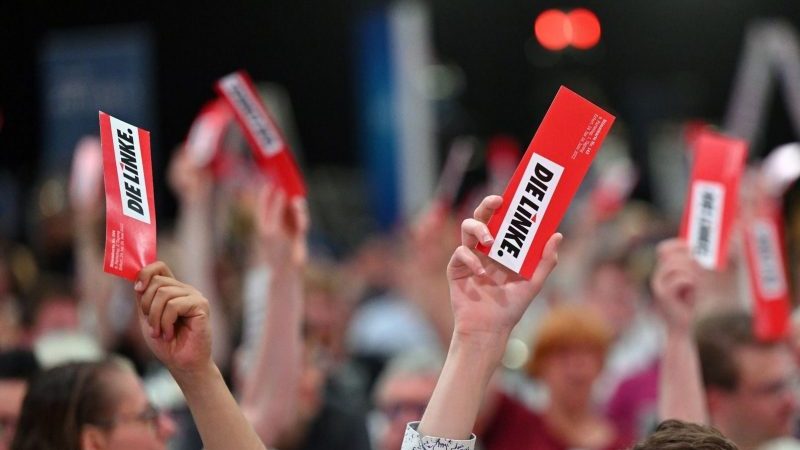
[{"left": 534, "top": 9, "right": 571, "bottom": 51}]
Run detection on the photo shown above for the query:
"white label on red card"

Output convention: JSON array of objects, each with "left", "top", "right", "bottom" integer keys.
[
  {"left": 489, "top": 154, "right": 564, "bottom": 272},
  {"left": 750, "top": 219, "right": 787, "bottom": 299},
  {"left": 686, "top": 181, "right": 725, "bottom": 269},
  {"left": 110, "top": 116, "right": 151, "bottom": 224},
  {"left": 217, "top": 73, "right": 283, "bottom": 157}
]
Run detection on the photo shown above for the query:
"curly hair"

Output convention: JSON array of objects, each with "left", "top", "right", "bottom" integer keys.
[{"left": 632, "top": 420, "right": 738, "bottom": 450}]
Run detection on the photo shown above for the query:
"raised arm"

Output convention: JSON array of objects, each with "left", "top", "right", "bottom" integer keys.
[
  {"left": 168, "top": 148, "right": 231, "bottom": 369},
  {"left": 239, "top": 184, "right": 308, "bottom": 445},
  {"left": 70, "top": 139, "right": 116, "bottom": 349},
  {"left": 651, "top": 238, "right": 708, "bottom": 424},
  {"left": 134, "top": 261, "right": 267, "bottom": 450},
  {"left": 414, "top": 195, "right": 561, "bottom": 444}
]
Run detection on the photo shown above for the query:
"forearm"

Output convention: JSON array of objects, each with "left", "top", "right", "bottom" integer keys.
[
  {"left": 658, "top": 328, "right": 708, "bottom": 424},
  {"left": 74, "top": 221, "right": 115, "bottom": 347},
  {"left": 419, "top": 331, "right": 504, "bottom": 440},
  {"left": 176, "top": 200, "right": 231, "bottom": 367},
  {"left": 241, "top": 265, "right": 303, "bottom": 443},
  {"left": 172, "top": 361, "right": 267, "bottom": 450}
]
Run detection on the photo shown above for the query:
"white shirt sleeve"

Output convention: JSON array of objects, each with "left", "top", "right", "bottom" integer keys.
[{"left": 401, "top": 421, "right": 476, "bottom": 450}]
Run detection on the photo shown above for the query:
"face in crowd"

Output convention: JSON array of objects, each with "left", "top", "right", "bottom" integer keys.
[
  {"left": 11, "top": 360, "right": 175, "bottom": 450},
  {"left": 699, "top": 312, "right": 799, "bottom": 448},
  {"left": 708, "top": 343, "right": 798, "bottom": 446},
  {"left": 375, "top": 373, "right": 438, "bottom": 450},
  {"left": 527, "top": 306, "right": 612, "bottom": 410}
]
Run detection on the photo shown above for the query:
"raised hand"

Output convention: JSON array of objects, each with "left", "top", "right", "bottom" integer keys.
[
  {"left": 168, "top": 145, "right": 214, "bottom": 206},
  {"left": 447, "top": 195, "right": 562, "bottom": 344},
  {"left": 255, "top": 183, "right": 309, "bottom": 268},
  {"left": 652, "top": 238, "right": 708, "bottom": 423},
  {"left": 134, "top": 262, "right": 212, "bottom": 373},
  {"left": 418, "top": 194, "right": 562, "bottom": 441},
  {"left": 651, "top": 239, "right": 700, "bottom": 333}
]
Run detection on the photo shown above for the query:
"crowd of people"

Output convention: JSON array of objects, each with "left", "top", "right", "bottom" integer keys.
[{"left": 0, "top": 112, "right": 799, "bottom": 450}]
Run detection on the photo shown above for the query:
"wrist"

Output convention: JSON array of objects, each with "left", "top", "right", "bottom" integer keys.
[
  {"left": 450, "top": 328, "right": 508, "bottom": 372},
  {"left": 666, "top": 325, "right": 694, "bottom": 344},
  {"left": 168, "top": 359, "right": 219, "bottom": 390}
]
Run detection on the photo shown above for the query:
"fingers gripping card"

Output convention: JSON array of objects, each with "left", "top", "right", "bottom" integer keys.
[
  {"left": 216, "top": 70, "right": 306, "bottom": 197},
  {"left": 476, "top": 87, "right": 616, "bottom": 279},
  {"left": 679, "top": 131, "right": 747, "bottom": 270},
  {"left": 100, "top": 112, "right": 157, "bottom": 280}
]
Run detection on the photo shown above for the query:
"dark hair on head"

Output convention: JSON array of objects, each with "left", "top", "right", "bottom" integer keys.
[
  {"left": 0, "top": 349, "right": 39, "bottom": 380},
  {"left": 10, "top": 358, "right": 131, "bottom": 450},
  {"left": 695, "top": 310, "right": 776, "bottom": 391},
  {"left": 632, "top": 419, "right": 738, "bottom": 450}
]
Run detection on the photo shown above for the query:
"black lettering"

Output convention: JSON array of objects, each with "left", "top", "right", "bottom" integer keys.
[
  {"left": 499, "top": 239, "right": 520, "bottom": 258},
  {"left": 117, "top": 129, "right": 134, "bottom": 144},
  {"left": 231, "top": 86, "right": 276, "bottom": 148},
  {"left": 119, "top": 142, "right": 138, "bottom": 174},
  {"left": 519, "top": 195, "right": 537, "bottom": 212},
  {"left": 510, "top": 211, "right": 532, "bottom": 236},
  {"left": 123, "top": 171, "right": 139, "bottom": 185},
  {"left": 124, "top": 182, "right": 142, "bottom": 202},
  {"left": 127, "top": 199, "right": 144, "bottom": 215},
  {"left": 533, "top": 163, "right": 554, "bottom": 183},
  {"left": 503, "top": 225, "right": 526, "bottom": 250},
  {"left": 525, "top": 180, "right": 546, "bottom": 202}
]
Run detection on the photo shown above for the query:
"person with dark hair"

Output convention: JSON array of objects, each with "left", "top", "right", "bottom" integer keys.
[
  {"left": 631, "top": 420, "right": 738, "bottom": 450},
  {"left": 10, "top": 261, "right": 268, "bottom": 450},
  {"left": 11, "top": 358, "right": 172, "bottom": 450},
  {"left": 653, "top": 239, "right": 799, "bottom": 450},
  {"left": 695, "top": 311, "right": 797, "bottom": 448},
  {"left": 0, "top": 350, "right": 39, "bottom": 450}
]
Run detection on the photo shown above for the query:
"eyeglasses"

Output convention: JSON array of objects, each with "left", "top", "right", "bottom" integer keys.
[
  {"left": 92, "top": 404, "right": 162, "bottom": 432},
  {"left": 740, "top": 376, "right": 800, "bottom": 399},
  {"left": 380, "top": 402, "right": 428, "bottom": 421}
]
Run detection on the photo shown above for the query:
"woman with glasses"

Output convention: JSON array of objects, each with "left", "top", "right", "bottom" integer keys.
[{"left": 10, "top": 261, "right": 267, "bottom": 450}]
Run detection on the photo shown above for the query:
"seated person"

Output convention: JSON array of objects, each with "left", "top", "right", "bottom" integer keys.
[
  {"left": 11, "top": 262, "right": 267, "bottom": 450},
  {"left": 481, "top": 306, "right": 632, "bottom": 450}
]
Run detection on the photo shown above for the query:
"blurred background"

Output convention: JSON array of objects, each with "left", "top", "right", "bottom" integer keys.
[
  {"left": 4, "top": 2, "right": 800, "bottom": 449},
  {"left": 2, "top": 0, "right": 800, "bottom": 245}
]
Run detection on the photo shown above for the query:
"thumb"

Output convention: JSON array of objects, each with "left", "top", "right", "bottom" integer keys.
[{"left": 530, "top": 233, "right": 562, "bottom": 288}]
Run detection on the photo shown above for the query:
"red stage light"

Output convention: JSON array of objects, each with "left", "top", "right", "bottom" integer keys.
[
  {"left": 568, "top": 8, "right": 601, "bottom": 49},
  {"left": 534, "top": 9, "right": 570, "bottom": 51}
]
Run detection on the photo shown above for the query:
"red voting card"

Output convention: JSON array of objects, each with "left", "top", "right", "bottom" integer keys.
[
  {"left": 744, "top": 203, "right": 791, "bottom": 342},
  {"left": 477, "top": 87, "right": 616, "bottom": 279},
  {"left": 679, "top": 131, "right": 747, "bottom": 270},
  {"left": 185, "top": 98, "right": 233, "bottom": 169},
  {"left": 100, "top": 112, "right": 157, "bottom": 280},
  {"left": 215, "top": 70, "right": 306, "bottom": 197}
]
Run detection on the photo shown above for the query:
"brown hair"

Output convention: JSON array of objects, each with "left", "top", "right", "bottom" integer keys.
[
  {"left": 632, "top": 419, "right": 738, "bottom": 450},
  {"left": 10, "top": 358, "right": 131, "bottom": 450},
  {"left": 695, "top": 311, "right": 776, "bottom": 391},
  {"left": 526, "top": 306, "right": 613, "bottom": 377}
]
